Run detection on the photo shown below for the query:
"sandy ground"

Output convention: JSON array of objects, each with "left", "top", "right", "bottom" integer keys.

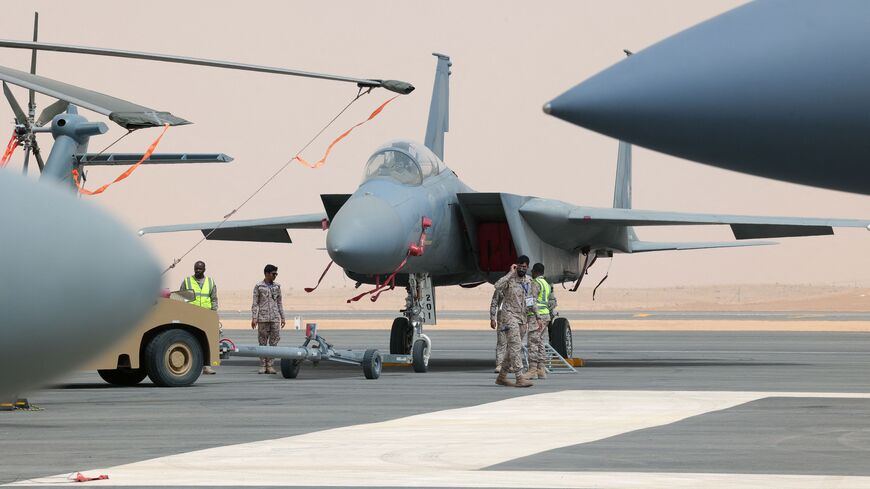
[
  {"left": 221, "top": 319, "right": 870, "bottom": 332},
  {"left": 218, "top": 284, "right": 870, "bottom": 313}
]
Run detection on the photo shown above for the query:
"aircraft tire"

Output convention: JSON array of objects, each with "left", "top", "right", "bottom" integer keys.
[
  {"left": 362, "top": 349, "right": 382, "bottom": 379},
  {"left": 144, "top": 329, "right": 203, "bottom": 387},
  {"left": 549, "top": 317, "right": 573, "bottom": 359},
  {"left": 97, "top": 368, "right": 147, "bottom": 386},
  {"left": 390, "top": 317, "right": 413, "bottom": 354},
  {"left": 281, "top": 358, "right": 302, "bottom": 378},
  {"left": 412, "top": 339, "right": 429, "bottom": 373}
]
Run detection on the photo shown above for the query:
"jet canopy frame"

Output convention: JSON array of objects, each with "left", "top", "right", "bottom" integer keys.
[{"left": 362, "top": 140, "right": 446, "bottom": 186}]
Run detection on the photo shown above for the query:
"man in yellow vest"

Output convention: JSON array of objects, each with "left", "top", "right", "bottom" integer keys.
[
  {"left": 527, "top": 262, "right": 556, "bottom": 380},
  {"left": 179, "top": 260, "right": 218, "bottom": 375}
]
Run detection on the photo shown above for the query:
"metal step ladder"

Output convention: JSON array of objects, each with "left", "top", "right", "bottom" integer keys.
[{"left": 543, "top": 343, "right": 576, "bottom": 374}]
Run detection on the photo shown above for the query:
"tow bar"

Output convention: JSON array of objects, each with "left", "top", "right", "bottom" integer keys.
[{"left": 219, "top": 324, "right": 412, "bottom": 380}]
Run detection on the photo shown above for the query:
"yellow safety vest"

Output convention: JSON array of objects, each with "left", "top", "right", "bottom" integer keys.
[
  {"left": 534, "top": 277, "right": 551, "bottom": 315},
  {"left": 185, "top": 276, "right": 213, "bottom": 310}
]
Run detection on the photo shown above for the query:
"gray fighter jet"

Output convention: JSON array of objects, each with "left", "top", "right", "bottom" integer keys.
[
  {"left": 141, "top": 54, "right": 870, "bottom": 372},
  {"left": 545, "top": 0, "right": 870, "bottom": 195}
]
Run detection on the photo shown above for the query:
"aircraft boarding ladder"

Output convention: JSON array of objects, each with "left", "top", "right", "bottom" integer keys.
[{"left": 543, "top": 343, "right": 576, "bottom": 374}]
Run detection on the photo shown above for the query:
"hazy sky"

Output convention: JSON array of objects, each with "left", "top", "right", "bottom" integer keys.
[{"left": 1, "top": 0, "right": 868, "bottom": 292}]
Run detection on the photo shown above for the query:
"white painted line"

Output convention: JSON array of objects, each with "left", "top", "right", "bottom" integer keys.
[{"left": 11, "top": 390, "right": 870, "bottom": 488}]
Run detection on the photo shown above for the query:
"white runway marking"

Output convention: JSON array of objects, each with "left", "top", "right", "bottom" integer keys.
[{"left": 12, "top": 390, "right": 870, "bottom": 488}]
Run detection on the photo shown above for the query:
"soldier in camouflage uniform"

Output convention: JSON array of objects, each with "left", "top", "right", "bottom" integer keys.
[
  {"left": 251, "top": 264, "right": 285, "bottom": 374},
  {"left": 527, "top": 263, "right": 557, "bottom": 380},
  {"left": 489, "top": 288, "right": 508, "bottom": 373},
  {"left": 491, "top": 255, "right": 537, "bottom": 387}
]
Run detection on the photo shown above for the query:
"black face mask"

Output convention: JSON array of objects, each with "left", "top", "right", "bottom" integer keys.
[{"left": 516, "top": 269, "right": 527, "bottom": 277}]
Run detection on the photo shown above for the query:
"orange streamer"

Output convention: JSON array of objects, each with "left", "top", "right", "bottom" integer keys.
[
  {"left": 0, "top": 132, "right": 18, "bottom": 168},
  {"left": 294, "top": 96, "right": 399, "bottom": 169},
  {"left": 73, "top": 124, "right": 170, "bottom": 196}
]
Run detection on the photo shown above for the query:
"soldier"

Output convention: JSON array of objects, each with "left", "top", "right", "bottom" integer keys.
[
  {"left": 489, "top": 287, "right": 507, "bottom": 373},
  {"left": 527, "top": 263, "right": 556, "bottom": 380},
  {"left": 251, "top": 264, "right": 285, "bottom": 374},
  {"left": 491, "top": 255, "right": 536, "bottom": 387},
  {"left": 179, "top": 260, "right": 218, "bottom": 375}
]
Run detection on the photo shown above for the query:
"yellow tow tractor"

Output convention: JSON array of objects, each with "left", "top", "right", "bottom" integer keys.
[{"left": 84, "top": 291, "right": 220, "bottom": 387}]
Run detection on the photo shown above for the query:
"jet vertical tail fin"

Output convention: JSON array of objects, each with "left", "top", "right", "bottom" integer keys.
[{"left": 424, "top": 53, "right": 451, "bottom": 161}]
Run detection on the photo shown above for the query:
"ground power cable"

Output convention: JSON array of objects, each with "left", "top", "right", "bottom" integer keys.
[{"left": 161, "top": 88, "right": 373, "bottom": 275}]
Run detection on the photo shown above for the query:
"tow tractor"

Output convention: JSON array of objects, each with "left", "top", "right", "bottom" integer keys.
[{"left": 219, "top": 323, "right": 411, "bottom": 380}]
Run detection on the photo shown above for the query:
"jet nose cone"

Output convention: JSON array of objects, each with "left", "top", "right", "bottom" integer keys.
[{"left": 327, "top": 195, "right": 407, "bottom": 274}]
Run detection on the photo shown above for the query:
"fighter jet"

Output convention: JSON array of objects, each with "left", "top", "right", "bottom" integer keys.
[
  {"left": 545, "top": 0, "right": 870, "bottom": 195},
  {"left": 141, "top": 54, "right": 870, "bottom": 372},
  {"left": 0, "top": 170, "right": 160, "bottom": 401}
]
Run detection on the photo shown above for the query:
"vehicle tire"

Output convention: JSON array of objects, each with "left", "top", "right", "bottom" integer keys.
[
  {"left": 412, "top": 339, "right": 429, "bottom": 373},
  {"left": 144, "top": 329, "right": 203, "bottom": 387},
  {"left": 549, "top": 317, "right": 573, "bottom": 359},
  {"left": 97, "top": 368, "right": 147, "bottom": 386},
  {"left": 390, "top": 317, "right": 413, "bottom": 354},
  {"left": 281, "top": 358, "right": 302, "bottom": 378},
  {"left": 362, "top": 349, "right": 382, "bottom": 380}
]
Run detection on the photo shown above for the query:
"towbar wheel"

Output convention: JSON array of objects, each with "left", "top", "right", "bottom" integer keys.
[
  {"left": 362, "top": 349, "right": 382, "bottom": 379},
  {"left": 280, "top": 358, "right": 302, "bottom": 379}
]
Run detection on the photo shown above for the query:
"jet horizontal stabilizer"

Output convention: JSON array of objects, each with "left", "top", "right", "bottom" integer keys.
[
  {"left": 75, "top": 153, "right": 233, "bottom": 165},
  {"left": 568, "top": 207, "right": 867, "bottom": 239}
]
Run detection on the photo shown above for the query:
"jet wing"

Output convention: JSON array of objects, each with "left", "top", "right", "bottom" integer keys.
[
  {"left": 0, "top": 64, "right": 189, "bottom": 129},
  {"left": 566, "top": 207, "right": 868, "bottom": 239},
  {"left": 139, "top": 213, "right": 327, "bottom": 244}
]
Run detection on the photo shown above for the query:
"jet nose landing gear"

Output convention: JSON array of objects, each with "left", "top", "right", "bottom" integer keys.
[{"left": 390, "top": 273, "right": 434, "bottom": 372}]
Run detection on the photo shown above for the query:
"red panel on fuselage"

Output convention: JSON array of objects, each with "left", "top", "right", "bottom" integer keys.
[{"left": 477, "top": 222, "right": 517, "bottom": 273}]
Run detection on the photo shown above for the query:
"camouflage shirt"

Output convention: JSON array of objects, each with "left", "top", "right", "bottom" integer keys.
[
  {"left": 493, "top": 270, "right": 537, "bottom": 322},
  {"left": 489, "top": 288, "right": 510, "bottom": 324},
  {"left": 252, "top": 280, "right": 284, "bottom": 322}
]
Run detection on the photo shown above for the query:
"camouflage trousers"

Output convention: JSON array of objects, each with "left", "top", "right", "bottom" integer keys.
[
  {"left": 497, "top": 319, "right": 523, "bottom": 374},
  {"left": 527, "top": 314, "right": 550, "bottom": 364},
  {"left": 495, "top": 328, "right": 506, "bottom": 365},
  {"left": 257, "top": 321, "right": 281, "bottom": 367}
]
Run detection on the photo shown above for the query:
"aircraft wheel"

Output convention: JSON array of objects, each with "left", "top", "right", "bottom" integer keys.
[
  {"left": 144, "top": 329, "right": 203, "bottom": 387},
  {"left": 281, "top": 358, "right": 302, "bottom": 379},
  {"left": 97, "top": 368, "right": 147, "bottom": 386},
  {"left": 412, "top": 339, "right": 429, "bottom": 373},
  {"left": 362, "top": 349, "right": 382, "bottom": 380},
  {"left": 549, "top": 317, "right": 573, "bottom": 359},
  {"left": 390, "top": 317, "right": 413, "bottom": 354}
]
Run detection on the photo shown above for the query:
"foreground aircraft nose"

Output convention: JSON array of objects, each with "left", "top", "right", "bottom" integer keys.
[
  {"left": 0, "top": 172, "right": 160, "bottom": 400},
  {"left": 327, "top": 195, "right": 407, "bottom": 274},
  {"left": 546, "top": 0, "right": 870, "bottom": 195}
]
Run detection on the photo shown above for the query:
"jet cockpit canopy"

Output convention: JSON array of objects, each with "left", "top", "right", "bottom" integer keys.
[{"left": 363, "top": 140, "right": 446, "bottom": 186}]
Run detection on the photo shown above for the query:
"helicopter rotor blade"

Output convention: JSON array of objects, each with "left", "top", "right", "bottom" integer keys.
[
  {"left": 36, "top": 99, "right": 68, "bottom": 126},
  {"left": 0, "top": 39, "right": 415, "bottom": 94},
  {"left": 2, "top": 81, "right": 28, "bottom": 126},
  {"left": 28, "top": 12, "right": 38, "bottom": 110}
]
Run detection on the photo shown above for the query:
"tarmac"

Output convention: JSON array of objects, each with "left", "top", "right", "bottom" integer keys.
[{"left": 2, "top": 325, "right": 870, "bottom": 488}]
